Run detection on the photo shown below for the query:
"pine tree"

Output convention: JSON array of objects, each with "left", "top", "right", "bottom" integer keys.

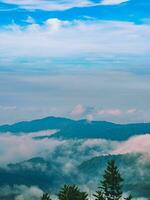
[
  {"left": 94, "top": 160, "right": 123, "bottom": 200},
  {"left": 57, "top": 184, "right": 88, "bottom": 200},
  {"left": 41, "top": 193, "right": 52, "bottom": 200},
  {"left": 124, "top": 194, "right": 132, "bottom": 200},
  {"left": 79, "top": 192, "right": 89, "bottom": 200},
  {"left": 93, "top": 190, "right": 105, "bottom": 200}
]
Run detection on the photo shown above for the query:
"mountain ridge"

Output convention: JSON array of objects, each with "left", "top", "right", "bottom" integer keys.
[{"left": 0, "top": 116, "right": 150, "bottom": 141}]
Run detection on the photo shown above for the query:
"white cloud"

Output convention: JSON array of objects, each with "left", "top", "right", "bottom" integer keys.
[
  {"left": 96, "top": 108, "right": 137, "bottom": 117},
  {"left": 0, "top": 0, "right": 130, "bottom": 11},
  {"left": 0, "top": 0, "right": 99, "bottom": 11},
  {"left": 86, "top": 114, "right": 94, "bottom": 122},
  {"left": 0, "top": 185, "right": 43, "bottom": 200},
  {"left": 71, "top": 104, "right": 85, "bottom": 116},
  {"left": 71, "top": 106, "right": 138, "bottom": 120},
  {"left": 0, "top": 133, "right": 64, "bottom": 165},
  {"left": 81, "top": 138, "right": 112, "bottom": 147},
  {"left": 45, "top": 18, "right": 69, "bottom": 31},
  {"left": 15, "top": 185, "right": 43, "bottom": 200},
  {"left": 113, "top": 134, "right": 150, "bottom": 155},
  {"left": 24, "top": 16, "right": 36, "bottom": 24},
  {"left": 0, "top": 105, "right": 17, "bottom": 111},
  {"left": 0, "top": 130, "right": 149, "bottom": 177},
  {"left": 101, "top": 0, "right": 129, "bottom": 5},
  {"left": 97, "top": 109, "right": 122, "bottom": 116},
  {"left": 126, "top": 108, "right": 137, "bottom": 114},
  {"left": 29, "top": 130, "right": 58, "bottom": 138},
  {"left": 71, "top": 105, "right": 95, "bottom": 121},
  {"left": 0, "top": 19, "right": 150, "bottom": 68}
]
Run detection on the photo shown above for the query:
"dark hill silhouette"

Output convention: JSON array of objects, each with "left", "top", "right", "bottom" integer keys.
[{"left": 0, "top": 117, "right": 150, "bottom": 140}]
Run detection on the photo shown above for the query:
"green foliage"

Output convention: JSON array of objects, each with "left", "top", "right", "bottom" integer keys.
[
  {"left": 93, "top": 190, "right": 105, "bottom": 200},
  {"left": 41, "top": 193, "right": 52, "bottom": 200},
  {"left": 39, "top": 160, "right": 132, "bottom": 200},
  {"left": 57, "top": 184, "right": 88, "bottom": 200},
  {"left": 124, "top": 194, "right": 132, "bottom": 200},
  {"left": 79, "top": 192, "right": 88, "bottom": 200},
  {"left": 94, "top": 160, "right": 124, "bottom": 200}
]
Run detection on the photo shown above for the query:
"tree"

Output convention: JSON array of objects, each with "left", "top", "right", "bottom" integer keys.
[
  {"left": 57, "top": 184, "right": 88, "bottom": 200},
  {"left": 124, "top": 194, "right": 132, "bottom": 200},
  {"left": 94, "top": 160, "right": 123, "bottom": 200},
  {"left": 41, "top": 193, "right": 52, "bottom": 200},
  {"left": 79, "top": 192, "right": 88, "bottom": 200},
  {"left": 93, "top": 190, "right": 105, "bottom": 200}
]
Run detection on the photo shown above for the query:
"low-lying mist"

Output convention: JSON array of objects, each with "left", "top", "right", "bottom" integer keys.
[{"left": 0, "top": 131, "right": 149, "bottom": 200}]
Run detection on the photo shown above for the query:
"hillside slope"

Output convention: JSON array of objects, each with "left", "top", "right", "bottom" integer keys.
[{"left": 0, "top": 117, "right": 150, "bottom": 140}]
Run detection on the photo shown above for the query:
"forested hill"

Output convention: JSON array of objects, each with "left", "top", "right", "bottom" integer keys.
[
  {"left": 0, "top": 117, "right": 74, "bottom": 133},
  {"left": 0, "top": 117, "right": 150, "bottom": 141}
]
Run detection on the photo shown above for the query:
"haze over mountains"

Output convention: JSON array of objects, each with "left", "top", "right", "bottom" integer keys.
[
  {"left": 0, "top": 0, "right": 150, "bottom": 199},
  {"left": 0, "top": 116, "right": 149, "bottom": 200}
]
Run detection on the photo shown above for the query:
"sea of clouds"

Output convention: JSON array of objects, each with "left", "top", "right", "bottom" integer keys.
[{"left": 0, "top": 131, "right": 149, "bottom": 200}]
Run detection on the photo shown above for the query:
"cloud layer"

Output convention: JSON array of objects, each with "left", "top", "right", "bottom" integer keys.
[
  {"left": 113, "top": 134, "right": 150, "bottom": 155},
  {"left": 0, "top": 68, "right": 150, "bottom": 124},
  {"left": 0, "top": 18, "right": 150, "bottom": 124},
  {"left": 0, "top": 0, "right": 129, "bottom": 11},
  {"left": 0, "top": 185, "right": 43, "bottom": 200},
  {"left": 0, "top": 18, "right": 150, "bottom": 69},
  {"left": 101, "top": 0, "right": 128, "bottom": 5},
  {"left": 0, "top": 132, "right": 149, "bottom": 199},
  {"left": 0, "top": 131, "right": 149, "bottom": 166},
  {"left": 0, "top": 132, "right": 64, "bottom": 165}
]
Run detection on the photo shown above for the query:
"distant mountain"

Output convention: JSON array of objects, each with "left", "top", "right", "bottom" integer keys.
[
  {"left": 0, "top": 153, "right": 149, "bottom": 199},
  {"left": 0, "top": 156, "right": 78, "bottom": 192},
  {"left": 79, "top": 153, "right": 141, "bottom": 175},
  {"left": 0, "top": 116, "right": 150, "bottom": 140},
  {"left": 0, "top": 117, "right": 73, "bottom": 133},
  {"left": 78, "top": 153, "right": 150, "bottom": 198},
  {"left": 52, "top": 120, "right": 150, "bottom": 140}
]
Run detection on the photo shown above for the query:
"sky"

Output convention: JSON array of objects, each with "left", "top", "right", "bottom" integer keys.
[{"left": 0, "top": 0, "right": 150, "bottom": 124}]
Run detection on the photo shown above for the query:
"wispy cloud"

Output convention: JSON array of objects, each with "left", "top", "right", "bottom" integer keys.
[
  {"left": 0, "top": 185, "right": 43, "bottom": 200},
  {"left": 0, "top": 18, "right": 150, "bottom": 68},
  {"left": 0, "top": 70, "right": 150, "bottom": 124},
  {"left": 0, "top": 0, "right": 130, "bottom": 11},
  {"left": 71, "top": 104, "right": 85, "bottom": 117},
  {"left": 0, "top": 133, "right": 64, "bottom": 165},
  {"left": 113, "top": 134, "right": 150, "bottom": 155},
  {"left": 101, "top": 0, "right": 129, "bottom": 5},
  {"left": 70, "top": 104, "right": 138, "bottom": 121},
  {"left": 0, "top": 18, "right": 150, "bottom": 124},
  {"left": 97, "top": 108, "right": 137, "bottom": 116},
  {"left": 0, "top": 131, "right": 149, "bottom": 167},
  {"left": 97, "top": 109, "right": 122, "bottom": 116},
  {"left": 0, "top": 105, "right": 17, "bottom": 111}
]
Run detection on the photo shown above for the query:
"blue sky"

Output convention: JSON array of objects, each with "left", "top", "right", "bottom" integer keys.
[
  {"left": 0, "top": 0, "right": 150, "bottom": 124},
  {"left": 0, "top": 0, "right": 150, "bottom": 25}
]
